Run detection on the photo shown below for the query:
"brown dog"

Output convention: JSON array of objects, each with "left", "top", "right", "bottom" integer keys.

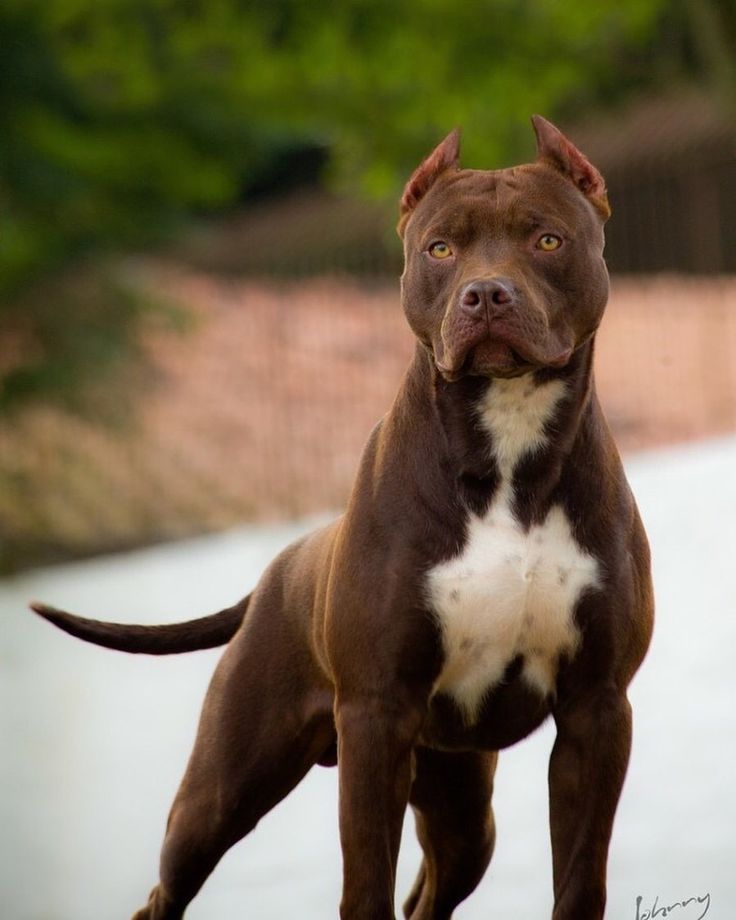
[{"left": 32, "top": 116, "right": 654, "bottom": 919}]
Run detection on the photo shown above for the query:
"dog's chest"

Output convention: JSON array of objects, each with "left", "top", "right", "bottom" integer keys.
[{"left": 426, "top": 377, "right": 600, "bottom": 720}]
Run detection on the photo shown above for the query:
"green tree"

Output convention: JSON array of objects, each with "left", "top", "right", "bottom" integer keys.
[
  {"left": 0, "top": 0, "right": 675, "bottom": 290},
  {"left": 1, "top": 0, "right": 687, "bottom": 409}
]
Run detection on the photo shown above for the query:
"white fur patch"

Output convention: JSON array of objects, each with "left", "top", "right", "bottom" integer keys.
[
  {"left": 477, "top": 376, "right": 567, "bottom": 479},
  {"left": 428, "top": 375, "right": 600, "bottom": 721}
]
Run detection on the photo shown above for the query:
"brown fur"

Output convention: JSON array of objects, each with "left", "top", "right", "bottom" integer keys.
[{"left": 32, "top": 116, "right": 653, "bottom": 920}]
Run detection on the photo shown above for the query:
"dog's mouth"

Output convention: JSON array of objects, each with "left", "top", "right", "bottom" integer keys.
[
  {"left": 436, "top": 326, "right": 573, "bottom": 382},
  {"left": 471, "top": 339, "right": 533, "bottom": 378},
  {"left": 437, "top": 338, "right": 536, "bottom": 381}
]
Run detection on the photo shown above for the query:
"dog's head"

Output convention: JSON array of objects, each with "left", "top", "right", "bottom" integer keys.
[{"left": 398, "top": 116, "right": 610, "bottom": 380}]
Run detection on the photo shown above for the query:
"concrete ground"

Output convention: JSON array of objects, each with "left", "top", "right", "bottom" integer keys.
[{"left": 2, "top": 436, "right": 734, "bottom": 919}]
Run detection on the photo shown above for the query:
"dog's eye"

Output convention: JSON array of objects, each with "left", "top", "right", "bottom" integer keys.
[
  {"left": 537, "top": 234, "right": 562, "bottom": 252},
  {"left": 428, "top": 241, "right": 453, "bottom": 260}
]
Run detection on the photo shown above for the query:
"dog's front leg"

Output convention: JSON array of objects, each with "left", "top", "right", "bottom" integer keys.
[
  {"left": 335, "top": 696, "right": 425, "bottom": 920},
  {"left": 548, "top": 687, "right": 633, "bottom": 920}
]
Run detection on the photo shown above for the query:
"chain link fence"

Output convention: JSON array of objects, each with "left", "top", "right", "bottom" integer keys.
[
  {"left": 2, "top": 253, "right": 735, "bottom": 573},
  {"left": 4, "top": 90, "right": 736, "bottom": 571}
]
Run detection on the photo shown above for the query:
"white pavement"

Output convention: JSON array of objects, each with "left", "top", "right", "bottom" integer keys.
[{"left": 2, "top": 437, "right": 734, "bottom": 920}]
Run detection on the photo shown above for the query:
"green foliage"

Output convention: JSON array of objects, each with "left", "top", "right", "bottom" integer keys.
[
  {"left": 0, "top": 0, "right": 680, "bottom": 410},
  {"left": 0, "top": 0, "right": 671, "bottom": 291},
  {"left": 0, "top": 0, "right": 275, "bottom": 294},
  {"left": 275, "top": 0, "right": 669, "bottom": 193}
]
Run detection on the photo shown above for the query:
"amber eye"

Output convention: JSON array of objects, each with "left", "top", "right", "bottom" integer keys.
[
  {"left": 428, "top": 241, "right": 453, "bottom": 260},
  {"left": 537, "top": 233, "right": 563, "bottom": 252}
]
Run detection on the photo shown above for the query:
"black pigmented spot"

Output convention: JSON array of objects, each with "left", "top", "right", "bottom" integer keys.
[
  {"left": 458, "top": 472, "right": 495, "bottom": 516},
  {"left": 502, "top": 654, "right": 524, "bottom": 683}
]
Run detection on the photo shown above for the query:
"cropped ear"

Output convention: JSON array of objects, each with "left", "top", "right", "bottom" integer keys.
[
  {"left": 531, "top": 115, "right": 610, "bottom": 219},
  {"left": 398, "top": 129, "right": 461, "bottom": 235}
]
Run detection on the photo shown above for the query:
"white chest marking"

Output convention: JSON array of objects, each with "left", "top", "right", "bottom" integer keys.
[{"left": 427, "top": 376, "right": 600, "bottom": 721}]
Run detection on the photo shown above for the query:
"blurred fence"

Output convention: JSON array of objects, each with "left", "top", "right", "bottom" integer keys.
[
  {"left": 2, "top": 257, "right": 735, "bottom": 573},
  {"left": 5, "top": 86, "right": 736, "bottom": 572}
]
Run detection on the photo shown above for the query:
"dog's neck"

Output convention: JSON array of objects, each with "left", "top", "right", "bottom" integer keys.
[{"left": 406, "top": 339, "right": 598, "bottom": 520}]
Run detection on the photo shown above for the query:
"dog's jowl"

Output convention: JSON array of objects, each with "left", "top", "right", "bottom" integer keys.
[{"left": 32, "top": 115, "right": 654, "bottom": 920}]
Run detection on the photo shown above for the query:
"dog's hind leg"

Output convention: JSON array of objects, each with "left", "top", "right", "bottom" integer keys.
[
  {"left": 131, "top": 602, "right": 335, "bottom": 920},
  {"left": 403, "top": 748, "right": 497, "bottom": 920}
]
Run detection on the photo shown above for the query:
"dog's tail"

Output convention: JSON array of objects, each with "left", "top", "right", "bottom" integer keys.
[{"left": 29, "top": 595, "right": 250, "bottom": 655}]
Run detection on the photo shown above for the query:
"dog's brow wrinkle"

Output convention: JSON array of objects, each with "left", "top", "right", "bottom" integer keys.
[
  {"left": 425, "top": 203, "right": 483, "bottom": 248},
  {"left": 495, "top": 174, "right": 522, "bottom": 210}
]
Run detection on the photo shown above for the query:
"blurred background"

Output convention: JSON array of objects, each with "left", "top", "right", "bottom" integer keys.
[
  {"left": 3, "top": 3, "right": 736, "bottom": 919},
  {"left": 2, "top": 0, "right": 736, "bottom": 572}
]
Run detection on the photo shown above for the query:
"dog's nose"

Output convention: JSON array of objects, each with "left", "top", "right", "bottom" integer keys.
[{"left": 460, "top": 279, "right": 516, "bottom": 316}]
